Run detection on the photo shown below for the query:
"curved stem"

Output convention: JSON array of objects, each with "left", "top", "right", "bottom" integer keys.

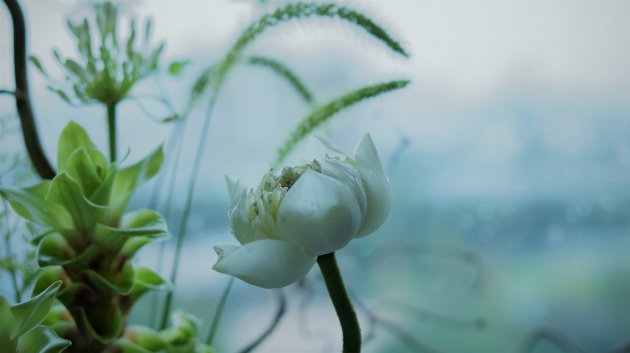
[
  {"left": 2, "top": 0, "right": 56, "bottom": 179},
  {"left": 317, "top": 252, "right": 361, "bottom": 353},
  {"left": 205, "top": 276, "right": 234, "bottom": 346},
  {"left": 238, "top": 289, "right": 287, "bottom": 353},
  {"left": 106, "top": 102, "right": 117, "bottom": 162}
]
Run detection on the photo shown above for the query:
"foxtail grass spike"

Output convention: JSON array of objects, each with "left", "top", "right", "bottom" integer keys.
[
  {"left": 274, "top": 79, "right": 410, "bottom": 165},
  {"left": 248, "top": 56, "right": 314, "bottom": 104}
]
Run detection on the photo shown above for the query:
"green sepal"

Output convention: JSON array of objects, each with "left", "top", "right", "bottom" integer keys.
[
  {"left": 57, "top": 121, "right": 98, "bottom": 173},
  {"left": 46, "top": 172, "right": 109, "bottom": 233},
  {"left": 161, "top": 310, "right": 202, "bottom": 352},
  {"left": 16, "top": 325, "right": 71, "bottom": 353},
  {"left": 0, "top": 182, "right": 74, "bottom": 230},
  {"left": 128, "top": 266, "right": 172, "bottom": 306},
  {"left": 124, "top": 325, "right": 165, "bottom": 352},
  {"left": 110, "top": 146, "right": 163, "bottom": 222},
  {"left": 11, "top": 281, "right": 62, "bottom": 339}
]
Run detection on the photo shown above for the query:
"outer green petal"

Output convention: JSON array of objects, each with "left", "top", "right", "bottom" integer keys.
[
  {"left": 353, "top": 133, "right": 391, "bottom": 238},
  {"left": 11, "top": 281, "right": 62, "bottom": 339},
  {"left": 123, "top": 326, "right": 165, "bottom": 352},
  {"left": 57, "top": 121, "right": 97, "bottom": 172},
  {"left": 16, "top": 326, "right": 71, "bottom": 353},
  {"left": 213, "top": 239, "right": 315, "bottom": 289},
  {"left": 276, "top": 170, "right": 363, "bottom": 256},
  {"left": 126, "top": 266, "right": 172, "bottom": 307},
  {"left": 0, "top": 182, "right": 73, "bottom": 229}
]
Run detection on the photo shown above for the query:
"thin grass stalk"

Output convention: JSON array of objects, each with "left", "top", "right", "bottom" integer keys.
[
  {"left": 159, "top": 92, "right": 219, "bottom": 329},
  {"left": 205, "top": 277, "right": 234, "bottom": 346}
]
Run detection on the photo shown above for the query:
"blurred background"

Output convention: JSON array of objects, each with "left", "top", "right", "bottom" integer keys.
[{"left": 1, "top": 0, "right": 629, "bottom": 352}]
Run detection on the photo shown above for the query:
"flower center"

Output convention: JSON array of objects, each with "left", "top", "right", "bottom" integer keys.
[{"left": 246, "top": 160, "right": 322, "bottom": 224}]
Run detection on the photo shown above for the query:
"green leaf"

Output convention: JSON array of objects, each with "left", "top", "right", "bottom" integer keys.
[
  {"left": 11, "top": 281, "right": 62, "bottom": 339},
  {"left": 0, "top": 296, "right": 15, "bottom": 342},
  {"left": 147, "top": 43, "right": 164, "bottom": 71},
  {"left": 57, "top": 121, "right": 98, "bottom": 173},
  {"left": 0, "top": 182, "right": 74, "bottom": 230},
  {"left": 64, "top": 59, "right": 88, "bottom": 83},
  {"left": 32, "top": 268, "right": 67, "bottom": 298},
  {"left": 65, "top": 147, "right": 103, "bottom": 200},
  {"left": 37, "top": 233, "right": 77, "bottom": 267},
  {"left": 274, "top": 80, "right": 410, "bottom": 165},
  {"left": 168, "top": 60, "right": 190, "bottom": 76},
  {"left": 124, "top": 325, "right": 165, "bottom": 352},
  {"left": 82, "top": 262, "right": 135, "bottom": 295},
  {"left": 29, "top": 56, "right": 48, "bottom": 77},
  {"left": 128, "top": 266, "right": 171, "bottom": 305},
  {"left": 110, "top": 146, "right": 163, "bottom": 222},
  {"left": 16, "top": 326, "right": 71, "bottom": 353},
  {"left": 195, "top": 344, "right": 214, "bottom": 353},
  {"left": 160, "top": 114, "right": 180, "bottom": 123},
  {"left": 46, "top": 172, "right": 109, "bottom": 233},
  {"left": 96, "top": 1, "right": 118, "bottom": 40},
  {"left": 111, "top": 338, "right": 154, "bottom": 353},
  {"left": 72, "top": 304, "right": 123, "bottom": 344}
]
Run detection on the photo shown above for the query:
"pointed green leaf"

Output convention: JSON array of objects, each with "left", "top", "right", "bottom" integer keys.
[
  {"left": 0, "top": 182, "right": 74, "bottom": 230},
  {"left": 82, "top": 261, "right": 135, "bottom": 295},
  {"left": 111, "top": 338, "right": 154, "bottom": 353},
  {"left": 69, "top": 304, "right": 122, "bottom": 344},
  {"left": 128, "top": 266, "right": 172, "bottom": 305},
  {"left": 57, "top": 122, "right": 98, "bottom": 173},
  {"left": 11, "top": 281, "right": 62, "bottom": 339},
  {"left": 110, "top": 146, "right": 163, "bottom": 221},
  {"left": 29, "top": 56, "right": 48, "bottom": 77},
  {"left": 65, "top": 147, "right": 103, "bottom": 200},
  {"left": 0, "top": 296, "right": 15, "bottom": 341},
  {"left": 16, "top": 325, "right": 71, "bottom": 353},
  {"left": 168, "top": 60, "right": 190, "bottom": 76},
  {"left": 41, "top": 304, "right": 73, "bottom": 327},
  {"left": 32, "top": 268, "right": 67, "bottom": 298},
  {"left": 37, "top": 233, "right": 77, "bottom": 268},
  {"left": 90, "top": 164, "right": 117, "bottom": 207},
  {"left": 46, "top": 172, "right": 109, "bottom": 233},
  {"left": 124, "top": 325, "right": 165, "bottom": 352},
  {"left": 64, "top": 59, "right": 88, "bottom": 83}
]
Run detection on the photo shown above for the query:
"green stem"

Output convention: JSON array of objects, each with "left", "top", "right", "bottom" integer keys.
[
  {"left": 106, "top": 102, "right": 117, "bottom": 162},
  {"left": 317, "top": 252, "right": 361, "bottom": 353},
  {"left": 205, "top": 276, "right": 234, "bottom": 346},
  {"left": 159, "top": 93, "right": 218, "bottom": 329}
]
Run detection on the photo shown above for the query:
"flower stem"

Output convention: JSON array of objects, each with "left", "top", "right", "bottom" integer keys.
[
  {"left": 106, "top": 102, "right": 117, "bottom": 162},
  {"left": 317, "top": 252, "right": 361, "bottom": 353}
]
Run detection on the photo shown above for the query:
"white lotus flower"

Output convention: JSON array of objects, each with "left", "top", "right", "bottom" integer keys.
[{"left": 213, "top": 133, "right": 391, "bottom": 288}]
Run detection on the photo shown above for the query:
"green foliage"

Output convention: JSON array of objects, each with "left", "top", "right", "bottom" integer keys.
[
  {"left": 0, "top": 281, "right": 71, "bottom": 353},
  {"left": 247, "top": 56, "right": 314, "bottom": 104},
  {"left": 168, "top": 60, "right": 191, "bottom": 76},
  {"left": 29, "top": 1, "right": 164, "bottom": 107},
  {"left": 0, "top": 122, "right": 170, "bottom": 352},
  {"left": 213, "top": 2, "right": 408, "bottom": 90},
  {"left": 274, "top": 80, "right": 410, "bottom": 165}
]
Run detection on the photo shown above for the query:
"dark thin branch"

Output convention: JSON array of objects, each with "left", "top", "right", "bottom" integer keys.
[
  {"left": 238, "top": 289, "right": 287, "bottom": 353},
  {"left": 511, "top": 326, "right": 588, "bottom": 353},
  {"left": 2, "top": 0, "right": 56, "bottom": 179}
]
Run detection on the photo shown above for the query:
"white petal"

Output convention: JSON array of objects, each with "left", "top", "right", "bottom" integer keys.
[
  {"left": 225, "top": 174, "right": 259, "bottom": 198},
  {"left": 228, "top": 181, "right": 257, "bottom": 244},
  {"left": 212, "top": 240, "right": 316, "bottom": 289},
  {"left": 321, "top": 158, "right": 367, "bottom": 221},
  {"left": 353, "top": 133, "right": 392, "bottom": 238},
  {"left": 300, "top": 135, "right": 351, "bottom": 162},
  {"left": 276, "top": 170, "right": 363, "bottom": 256}
]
